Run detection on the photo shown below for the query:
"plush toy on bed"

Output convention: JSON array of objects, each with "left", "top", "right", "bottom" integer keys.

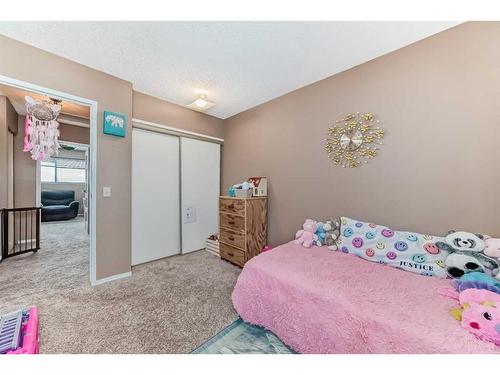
[
  {"left": 323, "top": 218, "right": 340, "bottom": 250},
  {"left": 453, "top": 272, "right": 500, "bottom": 294},
  {"left": 435, "top": 231, "right": 500, "bottom": 279},
  {"left": 439, "top": 274, "right": 500, "bottom": 346},
  {"left": 484, "top": 236, "right": 500, "bottom": 260},
  {"left": 313, "top": 218, "right": 340, "bottom": 249},
  {"left": 439, "top": 286, "right": 500, "bottom": 346},
  {"left": 295, "top": 219, "right": 319, "bottom": 248},
  {"left": 314, "top": 222, "right": 327, "bottom": 246}
]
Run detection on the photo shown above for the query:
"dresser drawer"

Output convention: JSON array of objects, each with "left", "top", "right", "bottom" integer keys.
[
  {"left": 220, "top": 213, "right": 245, "bottom": 232},
  {"left": 220, "top": 243, "right": 245, "bottom": 267},
  {"left": 220, "top": 228, "right": 245, "bottom": 250},
  {"left": 219, "top": 198, "right": 245, "bottom": 216}
]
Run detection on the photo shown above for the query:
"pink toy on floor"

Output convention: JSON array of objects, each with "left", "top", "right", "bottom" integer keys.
[
  {"left": 5, "top": 307, "right": 39, "bottom": 354},
  {"left": 294, "top": 219, "right": 319, "bottom": 248}
]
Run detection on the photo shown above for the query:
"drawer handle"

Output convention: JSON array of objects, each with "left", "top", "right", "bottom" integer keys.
[
  {"left": 227, "top": 252, "right": 234, "bottom": 256},
  {"left": 228, "top": 236, "right": 235, "bottom": 241},
  {"left": 228, "top": 203, "right": 235, "bottom": 209},
  {"left": 228, "top": 221, "right": 235, "bottom": 225}
]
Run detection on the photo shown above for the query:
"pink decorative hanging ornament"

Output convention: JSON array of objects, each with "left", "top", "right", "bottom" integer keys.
[
  {"left": 23, "top": 114, "right": 32, "bottom": 152},
  {"left": 23, "top": 96, "right": 61, "bottom": 161}
]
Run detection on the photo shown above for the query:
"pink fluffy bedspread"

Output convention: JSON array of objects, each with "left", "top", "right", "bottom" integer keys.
[{"left": 232, "top": 241, "right": 500, "bottom": 354}]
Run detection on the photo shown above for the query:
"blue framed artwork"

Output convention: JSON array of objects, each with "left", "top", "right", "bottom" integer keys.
[{"left": 103, "top": 111, "right": 126, "bottom": 137}]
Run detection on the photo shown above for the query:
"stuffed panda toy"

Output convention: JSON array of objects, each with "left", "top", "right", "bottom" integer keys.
[{"left": 436, "top": 231, "right": 500, "bottom": 279}]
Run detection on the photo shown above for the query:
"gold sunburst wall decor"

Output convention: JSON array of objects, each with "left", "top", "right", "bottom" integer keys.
[{"left": 324, "top": 112, "right": 385, "bottom": 168}]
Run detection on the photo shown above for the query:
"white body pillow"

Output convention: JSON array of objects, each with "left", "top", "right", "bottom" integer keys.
[{"left": 338, "top": 217, "right": 449, "bottom": 278}]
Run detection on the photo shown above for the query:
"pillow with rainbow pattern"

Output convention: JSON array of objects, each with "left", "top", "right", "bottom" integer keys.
[{"left": 338, "top": 217, "right": 449, "bottom": 278}]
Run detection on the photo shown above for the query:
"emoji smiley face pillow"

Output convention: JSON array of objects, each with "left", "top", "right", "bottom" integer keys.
[{"left": 338, "top": 217, "right": 450, "bottom": 278}]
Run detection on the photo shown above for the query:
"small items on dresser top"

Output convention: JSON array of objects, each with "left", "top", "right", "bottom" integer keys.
[
  {"left": 227, "top": 177, "right": 268, "bottom": 198},
  {"left": 248, "top": 177, "right": 267, "bottom": 197},
  {"left": 218, "top": 196, "right": 268, "bottom": 267}
]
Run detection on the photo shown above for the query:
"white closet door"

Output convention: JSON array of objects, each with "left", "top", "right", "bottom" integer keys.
[
  {"left": 132, "top": 129, "right": 180, "bottom": 265},
  {"left": 181, "top": 137, "right": 220, "bottom": 254}
]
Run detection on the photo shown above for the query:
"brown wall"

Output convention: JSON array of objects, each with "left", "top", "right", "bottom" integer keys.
[
  {"left": 133, "top": 91, "right": 224, "bottom": 139},
  {"left": 59, "top": 123, "right": 90, "bottom": 144},
  {"left": 0, "top": 96, "right": 9, "bottom": 208},
  {"left": 222, "top": 22, "right": 500, "bottom": 246},
  {"left": 13, "top": 116, "right": 36, "bottom": 207},
  {"left": 0, "top": 96, "right": 17, "bottom": 208}
]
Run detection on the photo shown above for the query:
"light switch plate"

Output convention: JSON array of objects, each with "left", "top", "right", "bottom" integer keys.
[
  {"left": 184, "top": 206, "right": 197, "bottom": 223},
  {"left": 103, "top": 186, "right": 112, "bottom": 197}
]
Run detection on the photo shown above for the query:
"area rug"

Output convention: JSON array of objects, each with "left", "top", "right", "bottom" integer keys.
[{"left": 192, "top": 318, "right": 296, "bottom": 354}]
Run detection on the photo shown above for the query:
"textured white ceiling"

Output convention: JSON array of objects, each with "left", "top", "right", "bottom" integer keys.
[{"left": 0, "top": 22, "right": 458, "bottom": 119}]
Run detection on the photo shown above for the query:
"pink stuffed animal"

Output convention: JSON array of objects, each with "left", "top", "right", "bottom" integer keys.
[
  {"left": 461, "top": 302, "right": 499, "bottom": 345},
  {"left": 484, "top": 237, "right": 500, "bottom": 259},
  {"left": 441, "top": 288, "right": 500, "bottom": 346},
  {"left": 294, "top": 219, "right": 319, "bottom": 248}
]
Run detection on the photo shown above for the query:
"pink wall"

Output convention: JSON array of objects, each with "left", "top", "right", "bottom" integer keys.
[{"left": 222, "top": 22, "right": 500, "bottom": 246}]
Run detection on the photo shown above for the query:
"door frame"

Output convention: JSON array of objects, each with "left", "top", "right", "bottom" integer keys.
[
  {"left": 0, "top": 74, "right": 99, "bottom": 286},
  {"left": 36, "top": 140, "right": 90, "bottom": 222}
]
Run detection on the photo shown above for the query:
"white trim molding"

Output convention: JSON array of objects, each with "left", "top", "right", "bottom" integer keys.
[
  {"left": 94, "top": 271, "right": 132, "bottom": 286},
  {"left": 132, "top": 118, "right": 224, "bottom": 144}
]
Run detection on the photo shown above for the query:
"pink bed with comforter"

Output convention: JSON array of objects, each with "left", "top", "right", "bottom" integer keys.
[{"left": 232, "top": 241, "right": 500, "bottom": 354}]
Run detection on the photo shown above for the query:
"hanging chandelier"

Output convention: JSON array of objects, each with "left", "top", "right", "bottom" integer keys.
[{"left": 23, "top": 96, "right": 62, "bottom": 161}]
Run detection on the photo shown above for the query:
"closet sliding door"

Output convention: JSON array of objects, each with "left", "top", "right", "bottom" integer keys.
[
  {"left": 132, "top": 128, "right": 180, "bottom": 265},
  {"left": 181, "top": 137, "right": 220, "bottom": 254}
]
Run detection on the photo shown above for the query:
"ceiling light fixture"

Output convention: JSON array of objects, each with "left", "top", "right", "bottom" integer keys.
[
  {"left": 194, "top": 96, "right": 208, "bottom": 108},
  {"left": 187, "top": 94, "right": 215, "bottom": 112}
]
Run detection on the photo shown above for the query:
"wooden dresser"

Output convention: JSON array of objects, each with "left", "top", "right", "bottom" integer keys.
[{"left": 219, "top": 196, "right": 267, "bottom": 267}]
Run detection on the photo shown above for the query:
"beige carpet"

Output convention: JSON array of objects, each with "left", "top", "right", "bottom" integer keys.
[{"left": 0, "top": 219, "right": 241, "bottom": 353}]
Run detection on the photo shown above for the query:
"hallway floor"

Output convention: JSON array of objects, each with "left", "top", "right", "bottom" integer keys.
[{"left": 0, "top": 219, "right": 240, "bottom": 353}]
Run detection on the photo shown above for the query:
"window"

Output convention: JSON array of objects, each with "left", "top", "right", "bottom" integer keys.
[
  {"left": 41, "top": 160, "right": 56, "bottom": 182},
  {"left": 41, "top": 157, "right": 86, "bottom": 183}
]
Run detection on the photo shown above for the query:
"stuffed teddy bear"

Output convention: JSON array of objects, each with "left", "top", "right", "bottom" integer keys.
[
  {"left": 323, "top": 218, "right": 340, "bottom": 250},
  {"left": 294, "top": 219, "right": 319, "bottom": 248},
  {"left": 435, "top": 230, "right": 500, "bottom": 279},
  {"left": 313, "top": 218, "right": 341, "bottom": 249},
  {"left": 314, "top": 222, "right": 327, "bottom": 246}
]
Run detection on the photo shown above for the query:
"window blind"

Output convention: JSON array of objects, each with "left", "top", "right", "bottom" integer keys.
[{"left": 44, "top": 157, "right": 86, "bottom": 170}]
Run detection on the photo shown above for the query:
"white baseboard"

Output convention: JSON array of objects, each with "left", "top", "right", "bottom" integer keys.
[{"left": 93, "top": 271, "right": 132, "bottom": 286}]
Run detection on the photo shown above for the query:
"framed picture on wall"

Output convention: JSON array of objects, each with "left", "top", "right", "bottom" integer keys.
[{"left": 103, "top": 111, "right": 126, "bottom": 137}]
